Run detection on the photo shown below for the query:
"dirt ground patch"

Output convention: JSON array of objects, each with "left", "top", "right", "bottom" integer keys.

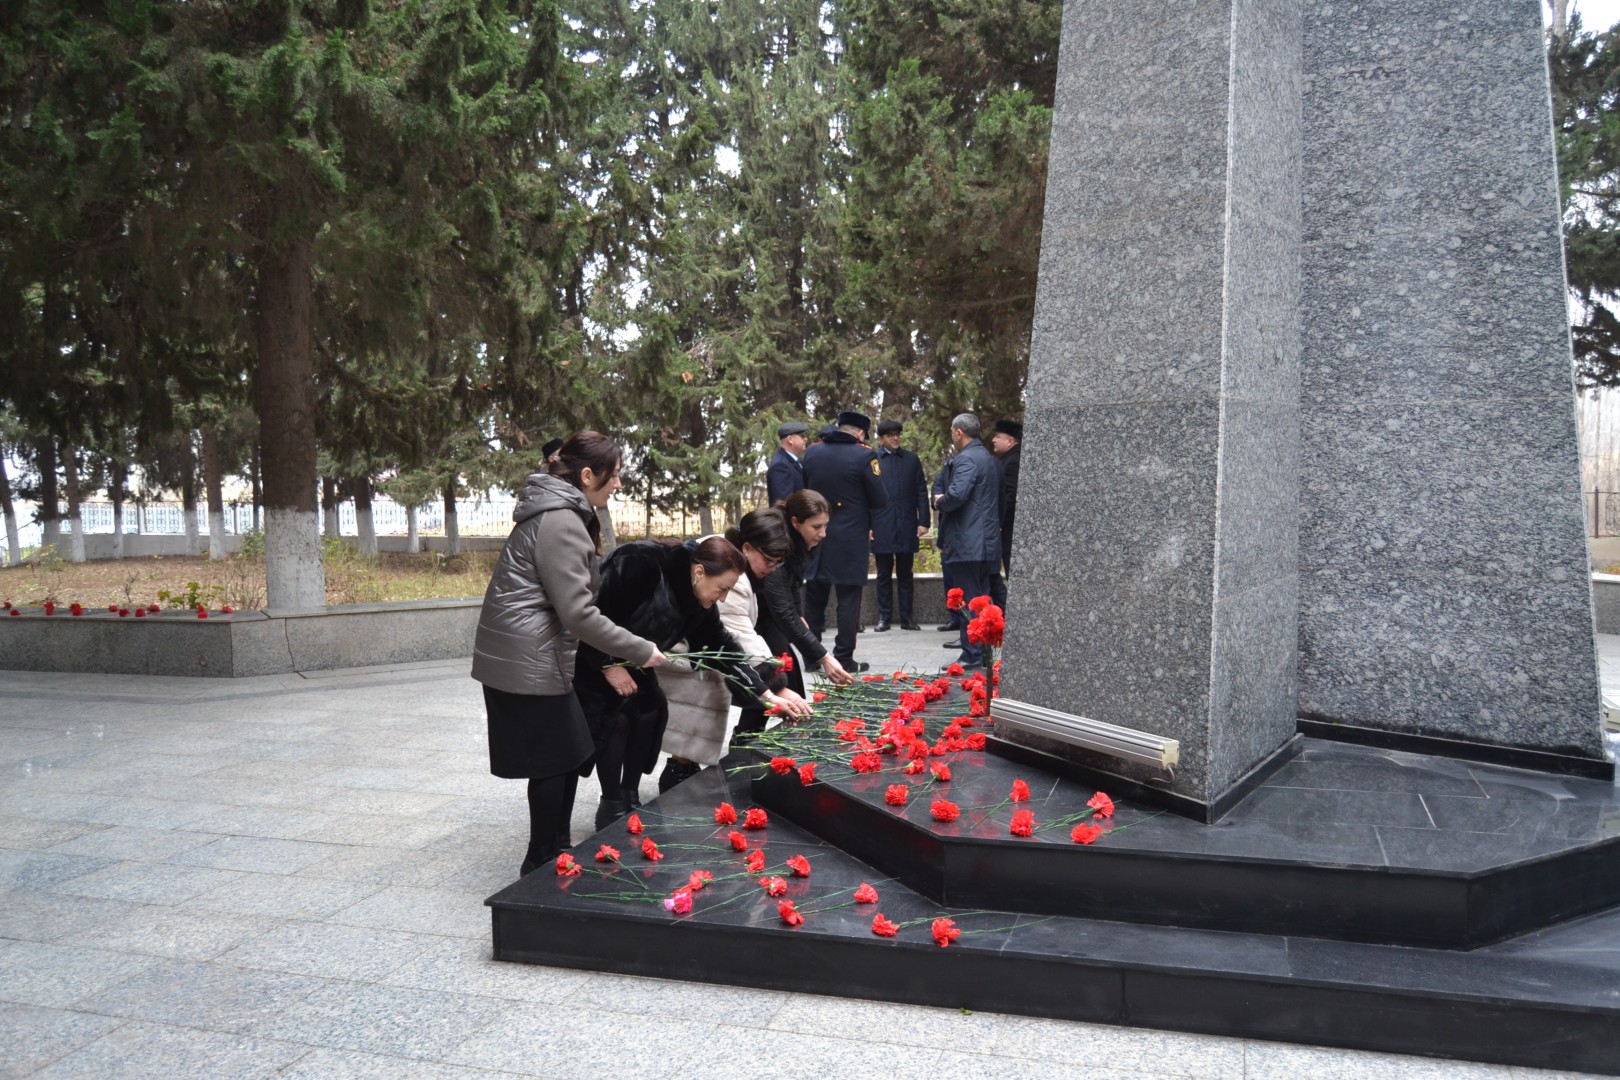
[{"left": 0, "top": 549, "right": 498, "bottom": 611}]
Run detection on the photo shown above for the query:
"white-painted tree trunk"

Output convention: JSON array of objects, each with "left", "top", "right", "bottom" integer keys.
[
  {"left": 405, "top": 505, "right": 420, "bottom": 553},
  {"left": 2, "top": 505, "right": 19, "bottom": 566},
  {"left": 42, "top": 518, "right": 61, "bottom": 553},
  {"left": 62, "top": 450, "right": 86, "bottom": 563},
  {"left": 209, "top": 511, "right": 227, "bottom": 561},
  {"left": 111, "top": 503, "right": 124, "bottom": 560},
  {"left": 443, "top": 485, "right": 461, "bottom": 558},
  {"left": 264, "top": 507, "right": 325, "bottom": 611},
  {"left": 356, "top": 507, "right": 377, "bottom": 560},
  {"left": 183, "top": 504, "right": 201, "bottom": 557}
]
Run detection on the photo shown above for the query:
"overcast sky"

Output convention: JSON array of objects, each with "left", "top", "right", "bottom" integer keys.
[{"left": 1567, "top": 0, "right": 1620, "bottom": 31}]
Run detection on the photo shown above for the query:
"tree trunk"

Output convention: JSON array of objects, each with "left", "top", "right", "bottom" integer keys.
[
  {"left": 322, "top": 475, "right": 341, "bottom": 539},
  {"left": 202, "top": 427, "right": 227, "bottom": 560},
  {"left": 109, "top": 455, "right": 127, "bottom": 560},
  {"left": 353, "top": 475, "right": 377, "bottom": 560},
  {"left": 699, "top": 504, "right": 715, "bottom": 536},
  {"left": 0, "top": 453, "right": 21, "bottom": 566},
  {"left": 254, "top": 235, "right": 325, "bottom": 609},
  {"left": 181, "top": 434, "right": 200, "bottom": 557},
  {"left": 33, "top": 436, "right": 61, "bottom": 554},
  {"left": 250, "top": 441, "right": 262, "bottom": 532},
  {"left": 443, "top": 482, "right": 461, "bottom": 557},
  {"left": 598, "top": 505, "right": 617, "bottom": 551},
  {"left": 406, "top": 504, "right": 420, "bottom": 553},
  {"left": 62, "top": 444, "right": 86, "bottom": 563}
]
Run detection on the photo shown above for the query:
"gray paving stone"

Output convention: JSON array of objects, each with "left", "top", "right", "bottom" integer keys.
[
  {"left": 47, "top": 860, "right": 244, "bottom": 905},
  {"left": 0, "top": 816, "right": 109, "bottom": 851},
  {"left": 169, "top": 835, "right": 340, "bottom": 874},
  {"left": 0, "top": 849, "right": 113, "bottom": 891},
  {"left": 28, "top": 1019, "right": 310, "bottom": 1079},
  {"left": 293, "top": 811, "right": 469, "bottom": 849},
  {"left": 1245, "top": 1042, "right": 1515, "bottom": 1079},
  {"left": 327, "top": 885, "right": 491, "bottom": 938},
  {"left": 185, "top": 805, "right": 343, "bottom": 840},
  {"left": 293, "top": 845, "right": 465, "bottom": 887},
  {"left": 376, "top": 936, "right": 588, "bottom": 1003},
  {"left": 445, "top": 1002, "right": 727, "bottom": 1078},
  {"left": 0, "top": 940, "right": 160, "bottom": 1008},
  {"left": 180, "top": 872, "right": 381, "bottom": 919},
  {"left": 218, "top": 920, "right": 434, "bottom": 981},
  {"left": 71, "top": 905, "right": 282, "bottom": 961},
  {"left": 679, "top": 1026, "right": 947, "bottom": 1080},
  {"left": 0, "top": 889, "right": 139, "bottom": 944},
  {"left": 250, "top": 982, "right": 509, "bottom": 1061},
  {"left": 71, "top": 959, "right": 329, "bottom": 1034},
  {"left": 0, "top": 1003, "right": 126, "bottom": 1080},
  {"left": 78, "top": 795, "right": 235, "bottom": 830},
  {"left": 277, "top": 1047, "right": 527, "bottom": 1080},
  {"left": 45, "top": 825, "right": 218, "bottom": 863}
]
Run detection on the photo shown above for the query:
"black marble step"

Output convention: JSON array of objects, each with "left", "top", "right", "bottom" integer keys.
[
  {"left": 740, "top": 728, "right": 1620, "bottom": 949},
  {"left": 487, "top": 766, "right": 1620, "bottom": 1076}
]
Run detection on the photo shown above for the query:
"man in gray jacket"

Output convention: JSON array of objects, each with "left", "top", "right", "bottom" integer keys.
[{"left": 932, "top": 413, "right": 1002, "bottom": 667}]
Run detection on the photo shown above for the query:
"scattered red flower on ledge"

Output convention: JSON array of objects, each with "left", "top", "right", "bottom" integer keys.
[
  {"left": 714, "top": 802, "right": 738, "bottom": 825},
  {"left": 1010, "top": 809, "right": 1036, "bottom": 837},
  {"left": 778, "top": 899, "right": 804, "bottom": 926},
  {"left": 197, "top": 608, "right": 208, "bottom": 619},
  {"left": 930, "top": 799, "right": 960, "bottom": 822},
  {"left": 945, "top": 663, "right": 965, "bottom": 676},
  {"left": 43, "top": 602, "right": 55, "bottom": 616},
  {"left": 663, "top": 889, "right": 693, "bottom": 914},
  {"left": 903, "top": 759, "right": 925, "bottom": 775},
  {"left": 786, "top": 854, "right": 811, "bottom": 877},
  {"left": 930, "top": 762, "right": 951, "bottom": 782},
  {"left": 595, "top": 844, "right": 621, "bottom": 862},
  {"left": 641, "top": 838, "right": 664, "bottom": 861},
  {"left": 626, "top": 813, "right": 643, "bottom": 835},
  {"left": 133, "top": 608, "right": 146, "bottom": 618},
  {"left": 797, "top": 763, "right": 817, "bottom": 785},
  {"left": 854, "top": 882, "right": 879, "bottom": 904},
  {"left": 1010, "top": 779, "right": 1031, "bottom": 802},
  {"left": 812, "top": 691, "right": 827, "bottom": 702},
  {"left": 965, "top": 733, "right": 987, "bottom": 751},
  {"left": 1088, "top": 792, "right": 1115, "bottom": 818},
  {"left": 1071, "top": 823, "right": 1103, "bottom": 845},
  {"left": 69, "top": 603, "right": 84, "bottom": 616},
  {"left": 850, "top": 751, "right": 883, "bottom": 773},
  {"left": 688, "top": 870, "right": 714, "bottom": 891},
  {"left": 884, "top": 784, "right": 908, "bottom": 806},
  {"left": 743, "top": 807, "right": 769, "bottom": 829},
  {"left": 745, "top": 849, "right": 766, "bottom": 873},
  {"left": 770, "top": 756, "right": 797, "bottom": 775},
  {"left": 931, "top": 917, "right": 962, "bottom": 948},
  {"left": 728, "top": 831, "right": 747, "bottom": 851},
  {"left": 946, "top": 588, "right": 965, "bottom": 610},
  {"left": 556, "top": 853, "right": 582, "bottom": 877},
  {"left": 760, "top": 876, "right": 787, "bottom": 896},
  {"left": 221, "top": 605, "right": 233, "bottom": 614},
  {"left": 871, "top": 913, "right": 899, "bottom": 937}
]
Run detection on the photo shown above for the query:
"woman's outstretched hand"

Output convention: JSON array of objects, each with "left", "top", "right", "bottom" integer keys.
[
  {"left": 767, "top": 689, "right": 815, "bottom": 718},
  {"left": 644, "top": 648, "right": 669, "bottom": 668},
  {"left": 821, "top": 654, "right": 854, "bottom": 686},
  {"left": 604, "top": 665, "right": 639, "bottom": 697}
]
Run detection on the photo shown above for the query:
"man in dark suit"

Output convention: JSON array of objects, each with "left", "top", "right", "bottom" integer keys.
[
  {"left": 990, "top": 418, "right": 1021, "bottom": 610},
  {"left": 870, "top": 419, "right": 930, "bottom": 631},
  {"left": 802, "top": 410, "right": 889, "bottom": 672},
  {"left": 933, "top": 413, "right": 1002, "bottom": 667},
  {"left": 766, "top": 421, "right": 808, "bottom": 505}
]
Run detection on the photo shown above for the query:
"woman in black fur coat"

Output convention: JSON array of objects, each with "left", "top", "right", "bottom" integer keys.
[{"left": 575, "top": 536, "right": 812, "bottom": 828}]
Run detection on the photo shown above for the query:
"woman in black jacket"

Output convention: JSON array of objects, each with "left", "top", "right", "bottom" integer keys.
[
  {"left": 753, "top": 490, "right": 852, "bottom": 700},
  {"left": 576, "top": 536, "right": 811, "bottom": 828}
]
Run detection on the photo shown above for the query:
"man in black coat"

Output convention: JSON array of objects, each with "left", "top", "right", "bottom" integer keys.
[
  {"left": 933, "top": 413, "right": 1002, "bottom": 667},
  {"left": 766, "top": 421, "right": 808, "bottom": 506},
  {"left": 991, "top": 419, "right": 1022, "bottom": 575},
  {"left": 870, "top": 419, "right": 930, "bottom": 631},
  {"left": 802, "top": 410, "right": 889, "bottom": 672}
]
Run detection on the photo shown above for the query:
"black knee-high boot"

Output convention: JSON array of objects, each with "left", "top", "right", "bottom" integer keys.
[
  {"left": 620, "top": 709, "right": 662, "bottom": 808},
  {"left": 522, "top": 771, "right": 578, "bottom": 875},
  {"left": 593, "top": 707, "right": 632, "bottom": 829}
]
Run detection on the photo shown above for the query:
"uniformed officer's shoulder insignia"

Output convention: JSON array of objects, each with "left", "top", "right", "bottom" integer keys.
[{"left": 870, "top": 458, "right": 881, "bottom": 476}]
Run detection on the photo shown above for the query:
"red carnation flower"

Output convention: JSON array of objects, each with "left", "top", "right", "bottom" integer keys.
[
  {"left": 931, "top": 917, "right": 961, "bottom": 948},
  {"left": 743, "top": 807, "right": 769, "bottom": 829},
  {"left": 197, "top": 609, "right": 208, "bottom": 619},
  {"left": 946, "top": 588, "right": 965, "bottom": 610},
  {"left": 775, "top": 652, "right": 794, "bottom": 674},
  {"left": 147, "top": 603, "right": 159, "bottom": 613},
  {"left": 946, "top": 663, "right": 965, "bottom": 677},
  {"left": 903, "top": 759, "right": 925, "bottom": 775},
  {"left": 850, "top": 751, "right": 883, "bottom": 773},
  {"left": 595, "top": 844, "right": 621, "bottom": 863},
  {"left": 107, "top": 603, "right": 118, "bottom": 613},
  {"left": 664, "top": 889, "right": 693, "bottom": 914},
  {"left": 884, "top": 784, "right": 908, "bottom": 806},
  {"left": 133, "top": 608, "right": 146, "bottom": 618},
  {"left": 556, "top": 853, "right": 582, "bottom": 877},
  {"left": 930, "top": 799, "right": 960, "bottom": 822},
  {"left": 641, "top": 838, "right": 664, "bottom": 861},
  {"left": 786, "top": 854, "right": 811, "bottom": 877},
  {"left": 968, "top": 594, "right": 991, "bottom": 613},
  {"left": 714, "top": 802, "right": 738, "bottom": 825},
  {"left": 8, "top": 609, "right": 18, "bottom": 617},
  {"left": 854, "top": 882, "right": 879, "bottom": 904},
  {"left": 745, "top": 849, "right": 766, "bottom": 873},
  {"left": 43, "top": 602, "right": 55, "bottom": 615},
  {"left": 1010, "top": 779, "right": 1031, "bottom": 802},
  {"left": 778, "top": 899, "right": 804, "bottom": 926},
  {"left": 760, "top": 876, "right": 787, "bottom": 897},
  {"left": 69, "top": 602, "right": 84, "bottom": 616},
  {"left": 688, "top": 870, "right": 714, "bottom": 891},
  {"left": 626, "top": 813, "right": 643, "bottom": 835},
  {"left": 1010, "top": 809, "right": 1036, "bottom": 837},
  {"left": 221, "top": 605, "right": 233, "bottom": 614},
  {"left": 770, "top": 756, "right": 797, "bottom": 775},
  {"left": 728, "top": 831, "right": 747, "bottom": 851},
  {"left": 966, "top": 733, "right": 987, "bottom": 751},
  {"left": 1088, "top": 792, "right": 1116, "bottom": 819},
  {"left": 871, "top": 912, "right": 899, "bottom": 937},
  {"left": 930, "top": 762, "right": 951, "bottom": 782},
  {"left": 118, "top": 608, "right": 129, "bottom": 617},
  {"left": 1071, "top": 823, "right": 1104, "bottom": 845},
  {"left": 812, "top": 691, "right": 827, "bottom": 703},
  {"left": 797, "top": 763, "right": 817, "bottom": 786}
]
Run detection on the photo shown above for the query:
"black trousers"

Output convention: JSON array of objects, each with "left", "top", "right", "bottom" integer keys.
[
  {"left": 940, "top": 562, "right": 966, "bottom": 629},
  {"left": 873, "top": 552, "right": 915, "bottom": 624},
  {"left": 948, "top": 560, "right": 997, "bottom": 665},
  {"left": 805, "top": 580, "right": 864, "bottom": 663}
]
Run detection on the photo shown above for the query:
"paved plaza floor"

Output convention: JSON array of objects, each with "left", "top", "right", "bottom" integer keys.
[{"left": 0, "top": 624, "right": 1613, "bottom": 1078}]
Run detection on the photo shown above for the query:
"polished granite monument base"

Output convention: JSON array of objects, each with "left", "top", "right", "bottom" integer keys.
[{"left": 489, "top": 712, "right": 1620, "bottom": 1074}]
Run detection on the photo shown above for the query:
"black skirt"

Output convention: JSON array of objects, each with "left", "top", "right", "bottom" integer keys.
[{"left": 483, "top": 685, "right": 595, "bottom": 780}]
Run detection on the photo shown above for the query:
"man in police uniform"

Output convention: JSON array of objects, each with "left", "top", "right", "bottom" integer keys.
[
  {"left": 766, "top": 421, "right": 808, "bottom": 505},
  {"left": 802, "top": 410, "right": 888, "bottom": 672}
]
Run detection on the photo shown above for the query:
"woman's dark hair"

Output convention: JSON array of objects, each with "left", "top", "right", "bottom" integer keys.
[
  {"left": 548, "top": 431, "right": 621, "bottom": 550},
  {"left": 691, "top": 535, "right": 746, "bottom": 577},
  {"left": 780, "top": 488, "right": 830, "bottom": 524},
  {"left": 725, "top": 507, "right": 791, "bottom": 562}
]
